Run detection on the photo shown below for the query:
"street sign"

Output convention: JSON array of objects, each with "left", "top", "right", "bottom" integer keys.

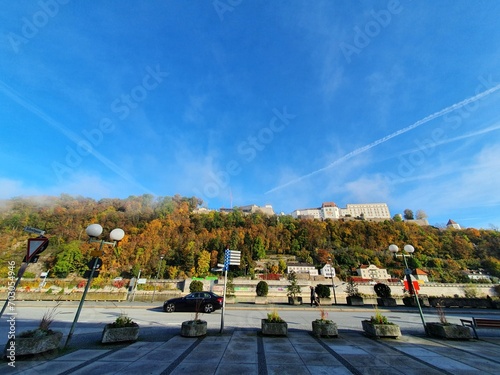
[
  {"left": 23, "top": 255, "right": 39, "bottom": 263},
  {"left": 224, "top": 250, "right": 241, "bottom": 266},
  {"left": 24, "top": 226, "right": 45, "bottom": 235},
  {"left": 90, "top": 249, "right": 104, "bottom": 257},
  {"left": 83, "top": 270, "right": 100, "bottom": 278},
  {"left": 404, "top": 268, "right": 412, "bottom": 275},
  {"left": 87, "top": 257, "right": 103, "bottom": 270},
  {"left": 26, "top": 237, "right": 49, "bottom": 262},
  {"left": 404, "top": 280, "right": 420, "bottom": 293},
  {"left": 137, "top": 278, "right": 147, "bottom": 284}
]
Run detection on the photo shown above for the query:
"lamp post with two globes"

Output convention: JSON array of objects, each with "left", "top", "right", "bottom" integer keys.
[
  {"left": 151, "top": 254, "right": 165, "bottom": 303},
  {"left": 64, "top": 224, "right": 125, "bottom": 348},
  {"left": 389, "top": 244, "right": 428, "bottom": 335}
]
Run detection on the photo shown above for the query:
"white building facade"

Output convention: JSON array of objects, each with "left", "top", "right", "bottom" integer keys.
[
  {"left": 291, "top": 202, "right": 391, "bottom": 220},
  {"left": 287, "top": 263, "right": 318, "bottom": 276},
  {"left": 357, "top": 264, "right": 390, "bottom": 280},
  {"left": 320, "top": 264, "right": 336, "bottom": 278}
]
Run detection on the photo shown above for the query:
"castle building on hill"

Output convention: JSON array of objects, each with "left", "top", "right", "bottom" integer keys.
[{"left": 291, "top": 202, "right": 391, "bottom": 220}]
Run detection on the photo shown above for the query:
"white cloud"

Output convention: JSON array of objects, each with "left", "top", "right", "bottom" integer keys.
[{"left": 343, "top": 174, "right": 392, "bottom": 204}]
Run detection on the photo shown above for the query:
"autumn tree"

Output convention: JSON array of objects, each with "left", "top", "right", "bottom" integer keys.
[{"left": 197, "top": 250, "right": 211, "bottom": 276}]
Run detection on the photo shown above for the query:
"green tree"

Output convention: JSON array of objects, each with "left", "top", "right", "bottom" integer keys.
[
  {"left": 286, "top": 271, "right": 301, "bottom": 298},
  {"left": 253, "top": 236, "right": 266, "bottom": 260},
  {"left": 278, "top": 259, "right": 287, "bottom": 274},
  {"left": 53, "top": 241, "right": 85, "bottom": 278},
  {"left": 189, "top": 280, "right": 203, "bottom": 292},
  {"left": 403, "top": 209, "right": 414, "bottom": 220},
  {"left": 315, "top": 284, "right": 330, "bottom": 298},
  {"left": 256, "top": 280, "right": 268, "bottom": 296}
]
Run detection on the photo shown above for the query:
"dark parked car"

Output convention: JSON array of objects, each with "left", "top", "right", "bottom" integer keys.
[{"left": 163, "top": 291, "right": 223, "bottom": 313}]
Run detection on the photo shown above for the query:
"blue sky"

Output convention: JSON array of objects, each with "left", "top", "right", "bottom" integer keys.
[{"left": 1, "top": 1, "right": 500, "bottom": 229}]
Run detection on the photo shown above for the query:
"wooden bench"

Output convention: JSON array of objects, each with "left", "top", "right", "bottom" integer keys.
[{"left": 460, "top": 318, "right": 500, "bottom": 339}]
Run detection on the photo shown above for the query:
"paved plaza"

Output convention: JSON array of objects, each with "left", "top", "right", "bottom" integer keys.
[{"left": 3, "top": 325, "right": 500, "bottom": 375}]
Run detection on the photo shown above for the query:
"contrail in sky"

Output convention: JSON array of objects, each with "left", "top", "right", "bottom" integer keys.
[
  {"left": 0, "top": 80, "right": 154, "bottom": 194},
  {"left": 266, "top": 82, "right": 500, "bottom": 194}
]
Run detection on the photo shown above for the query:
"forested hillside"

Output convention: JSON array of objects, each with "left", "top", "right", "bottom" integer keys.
[{"left": 1, "top": 194, "right": 499, "bottom": 283}]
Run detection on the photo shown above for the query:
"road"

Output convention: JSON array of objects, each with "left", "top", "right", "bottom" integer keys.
[{"left": 3, "top": 300, "right": 500, "bottom": 345}]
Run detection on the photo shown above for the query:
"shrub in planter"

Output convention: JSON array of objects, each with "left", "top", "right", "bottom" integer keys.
[
  {"left": 374, "top": 283, "right": 397, "bottom": 307},
  {"left": 189, "top": 280, "right": 204, "bottom": 293},
  {"left": 425, "top": 303, "right": 471, "bottom": 340},
  {"left": 286, "top": 271, "right": 302, "bottom": 304},
  {"left": 374, "top": 283, "right": 392, "bottom": 298},
  {"left": 181, "top": 320, "right": 207, "bottom": 337},
  {"left": 256, "top": 281, "right": 269, "bottom": 297},
  {"left": 362, "top": 309, "right": 401, "bottom": 339},
  {"left": 261, "top": 310, "right": 287, "bottom": 336},
  {"left": 315, "top": 284, "right": 330, "bottom": 299},
  {"left": 181, "top": 299, "right": 207, "bottom": 337},
  {"left": 312, "top": 308, "right": 338, "bottom": 338},
  {"left": 346, "top": 278, "right": 364, "bottom": 306},
  {"left": 6, "top": 305, "right": 63, "bottom": 356},
  {"left": 102, "top": 314, "right": 140, "bottom": 344}
]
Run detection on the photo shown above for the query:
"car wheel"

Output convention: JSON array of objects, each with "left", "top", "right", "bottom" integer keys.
[
  {"left": 204, "top": 303, "right": 214, "bottom": 313},
  {"left": 164, "top": 303, "right": 175, "bottom": 313}
]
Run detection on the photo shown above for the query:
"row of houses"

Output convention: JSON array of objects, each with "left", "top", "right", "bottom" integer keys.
[
  {"left": 286, "top": 262, "right": 493, "bottom": 283},
  {"left": 286, "top": 262, "right": 429, "bottom": 283}
]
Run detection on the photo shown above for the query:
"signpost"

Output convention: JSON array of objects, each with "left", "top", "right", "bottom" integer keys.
[
  {"left": 220, "top": 248, "right": 241, "bottom": 333},
  {"left": 26, "top": 237, "right": 49, "bottom": 263},
  {"left": 0, "top": 228, "right": 49, "bottom": 319},
  {"left": 404, "top": 280, "right": 420, "bottom": 293},
  {"left": 24, "top": 226, "right": 46, "bottom": 235}
]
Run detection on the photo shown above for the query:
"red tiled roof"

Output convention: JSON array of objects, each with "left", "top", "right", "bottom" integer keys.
[{"left": 350, "top": 276, "right": 370, "bottom": 282}]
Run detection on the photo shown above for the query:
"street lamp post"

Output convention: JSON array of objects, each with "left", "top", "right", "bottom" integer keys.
[
  {"left": 328, "top": 257, "right": 337, "bottom": 305},
  {"left": 151, "top": 255, "right": 164, "bottom": 303},
  {"left": 389, "top": 244, "right": 428, "bottom": 335},
  {"left": 65, "top": 224, "right": 124, "bottom": 348}
]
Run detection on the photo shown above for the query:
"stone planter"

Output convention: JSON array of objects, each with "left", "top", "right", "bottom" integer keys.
[
  {"left": 428, "top": 297, "right": 491, "bottom": 308},
  {"left": 377, "top": 298, "right": 397, "bottom": 307},
  {"left": 403, "top": 296, "right": 430, "bottom": 307},
  {"left": 5, "top": 330, "right": 63, "bottom": 356},
  {"left": 101, "top": 324, "right": 140, "bottom": 344},
  {"left": 255, "top": 296, "right": 268, "bottom": 305},
  {"left": 225, "top": 296, "right": 236, "bottom": 304},
  {"left": 346, "top": 296, "right": 364, "bottom": 306},
  {"left": 362, "top": 320, "right": 401, "bottom": 339},
  {"left": 312, "top": 320, "right": 338, "bottom": 338},
  {"left": 319, "top": 297, "right": 332, "bottom": 306},
  {"left": 181, "top": 320, "right": 207, "bottom": 337},
  {"left": 261, "top": 319, "right": 288, "bottom": 336},
  {"left": 288, "top": 296, "right": 303, "bottom": 305},
  {"left": 426, "top": 323, "right": 472, "bottom": 340}
]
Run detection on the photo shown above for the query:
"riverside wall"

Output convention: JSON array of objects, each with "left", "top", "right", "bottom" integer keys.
[{"left": 1, "top": 277, "right": 496, "bottom": 304}]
